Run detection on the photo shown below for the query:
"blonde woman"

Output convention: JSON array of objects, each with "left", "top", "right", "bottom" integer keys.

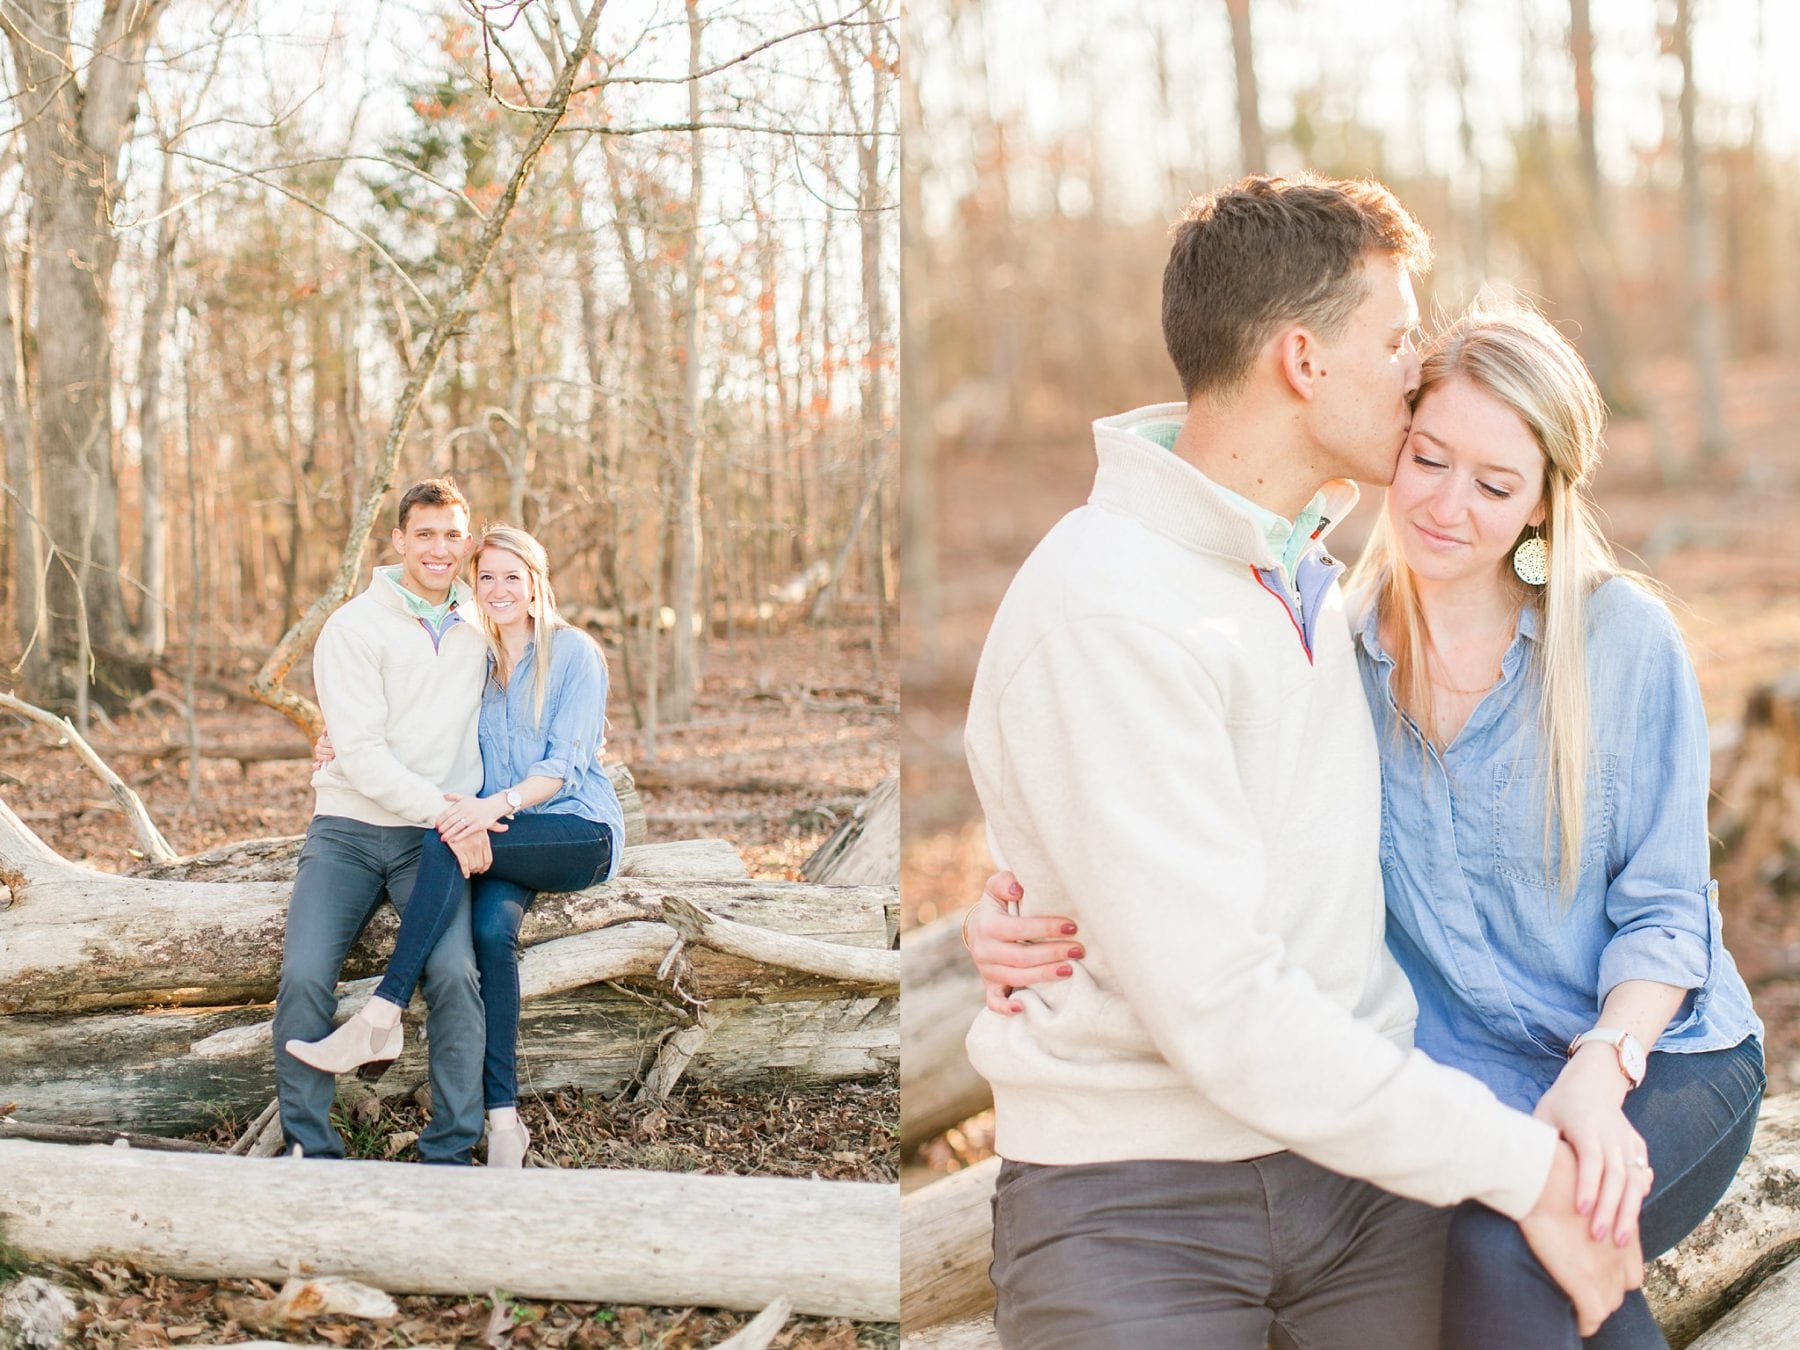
[
  {"left": 289, "top": 526, "right": 623, "bottom": 1168},
  {"left": 964, "top": 306, "right": 1762, "bottom": 1347}
]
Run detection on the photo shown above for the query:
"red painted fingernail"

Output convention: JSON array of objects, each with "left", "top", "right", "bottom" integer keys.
[
  {"left": 1060, "top": 922, "right": 1078, "bottom": 935},
  {"left": 1009, "top": 1002, "right": 1023, "bottom": 1013},
  {"left": 1008, "top": 883, "right": 1023, "bottom": 898},
  {"left": 1067, "top": 946, "right": 1085, "bottom": 959},
  {"left": 1055, "top": 964, "right": 1073, "bottom": 978}
]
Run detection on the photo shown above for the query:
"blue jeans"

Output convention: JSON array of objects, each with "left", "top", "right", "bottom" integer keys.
[
  {"left": 272, "top": 816, "right": 485, "bottom": 1163},
  {"left": 373, "top": 812, "right": 615, "bottom": 1110},
  {"left": 1441, "top": 1036, "right": 1766, "bottom": 1349}
]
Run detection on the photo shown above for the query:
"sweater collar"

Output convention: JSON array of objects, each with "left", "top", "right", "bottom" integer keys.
[
  {"left": 368, "top": 563, "right": 472, "bottom": 618},
  {"left": 1089, "top": 403, "right": 1359, "bottom": 570}
]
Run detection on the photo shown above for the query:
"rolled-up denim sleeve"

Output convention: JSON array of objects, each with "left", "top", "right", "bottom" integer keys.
[
  {"left": 524, "top": 631, "right": 606, "bottom": 789},
  {"left": 1598, "top": 603, "right": 1714, "bottom": 1028}
]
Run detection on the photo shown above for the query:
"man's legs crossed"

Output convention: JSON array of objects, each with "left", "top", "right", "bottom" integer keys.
[
  {"left": 273, "top": 818, "right": 389, "bottom": 1159},
  {"left": 381, "top": 827, "right": 484, "bottom": 1165},
  {"left": 990, "top": 1154, "right": 1444, "bottom": 1350}
]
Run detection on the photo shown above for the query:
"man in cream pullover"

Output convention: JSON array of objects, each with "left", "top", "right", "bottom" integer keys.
[
  {"left": 272, "top": 478, "right": 489, "bottom": 1164},
  {"left": 964, "top": 177, "right": 1639, "bottom": 1346}
]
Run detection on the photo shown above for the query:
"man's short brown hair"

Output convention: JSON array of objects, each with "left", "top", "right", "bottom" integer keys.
[
  {"left": 396, "top": 476, "right": 470, "bottom": 531},
  {"left": 1162, "top": 174, "right": 1432, "bottom": 401}
]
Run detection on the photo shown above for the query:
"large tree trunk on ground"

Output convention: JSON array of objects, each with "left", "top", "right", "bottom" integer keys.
[
  {"left": 0, "top": 797, "right": 893, "bottom": 1014},
  {"left": 802, "top": 774, "right": 899, "bottom": 886},
  {"left": 897, "top": 1096, "right": 1800, "bottom": 1347},
  {"left": 899, "top": 910, "right": 989, "bottom": 1153},
  {"left": 0, "top": 1140, "right": 898, "bottom": 1320},
  {"left": 2, "top": 985, "right": 897, "bottom": 1135}
]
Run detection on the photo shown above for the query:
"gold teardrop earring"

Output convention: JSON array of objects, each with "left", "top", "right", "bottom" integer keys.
[{"left": 1512, "top": 529, "right": 1549, "bottom": 586}]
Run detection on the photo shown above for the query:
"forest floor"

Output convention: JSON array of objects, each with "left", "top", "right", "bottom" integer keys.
[
  {"left": 902, "top": 353, "right": 1800, "bottom": 1185},
  {"left": 0, "top": 618, "right": 899, "bottom": 1348}
]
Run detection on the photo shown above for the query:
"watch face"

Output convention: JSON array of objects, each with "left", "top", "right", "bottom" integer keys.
[{"left": 1622, "top": 1040, "right": 1647, "bottom": 1079}]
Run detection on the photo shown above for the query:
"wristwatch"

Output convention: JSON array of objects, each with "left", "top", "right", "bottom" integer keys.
[
  {"left": 1568, "top": 1028, "right": 1646, "bottom": 1089},
  {"left": 503, "top": 788, "right": 523, "bottom": 818}
]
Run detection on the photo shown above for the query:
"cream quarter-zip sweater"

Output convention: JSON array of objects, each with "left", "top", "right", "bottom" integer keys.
[
  {"left": 309, "top": 565, "right": 488, "bottom": 829},
  {"left": 964, "top": 405, "right": 1558, "bottom": 1220}
]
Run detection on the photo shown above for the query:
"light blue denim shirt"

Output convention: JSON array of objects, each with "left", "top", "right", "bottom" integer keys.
[
  {"left": 479, "top": 625, "right": 624, "bottom": 881},
  {"left": 1355, "top": 576, "right": 1761, "bottom": 1112}
]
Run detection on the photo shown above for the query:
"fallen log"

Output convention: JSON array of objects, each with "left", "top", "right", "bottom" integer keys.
[
  {"left": 895, "top": 1096, "right": 1800, "bottom": 1347},
  {"left": 802, "top": 774, "right": 899, "bottom": 887},
  {"left": 1711, "top": 669, "right": 1800, "bottom": 904},
  {"left": 899, "top": 911, "right": 990, "bottom": 1153},
  {"left": 0, "top": 1139, "right": 899, "bottom": 1321},
  {"left": 0, "top": 986, "right": 899, "bottom": 1134},
  {"left": 0, "top": 797, "right": 896, "bottom": 1013},
  {"left": 126, "top": 762, "right": 649, "bottom": 883},
  {"left": 1688, "top": 1256, "right": 1800, "bottom": 1349},
  {"left": 900, "top": 1156, "right": 999, "bottom": 1332}
]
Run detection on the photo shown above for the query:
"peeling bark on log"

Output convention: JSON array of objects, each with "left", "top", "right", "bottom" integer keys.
[
  {"left": 899, "top": 911, "right": 990, "bottom": 1154},
  {"left": 895, "top": 1097, "right": 1800, "bottom": 1347},
  {"left": 2, "top": 948, "right": 898, "bottom": 1134},
  {"left": 1687, "top": 1256, "right": 1800, "bottom": 1349},
  {"left": 0, "top": 1139, "right": 900, "bottom": 1320},
  {"left": 1647, "top": 1093, "right": 1800, "bottom": 1345},
  {"left": 802, "top": 774, "right": 898, "bottom": 887},
  {"left": 0, "top": 793, "right": 895, "bottom": 1013}
]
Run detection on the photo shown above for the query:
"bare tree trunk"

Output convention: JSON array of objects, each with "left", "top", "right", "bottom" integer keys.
[
  {"left": 665, "top": 0, "right": 707, "bottom": 722},
  {"left": 1675, "top": 0, "right": 1729, "bottom": 462},
  {"left": 899, "top": 24, "right": 938, "bottom": 680},
  {"left": 133, "top": 148, "right": 180, "bottom": 658},
  {"left": 1569, "top": 0, "right": 1601, "bottom": 226},
  {"left": 1223, "top": 0, "right": 1266, "bottom": 175},
  {"left": 0, "top": 240, "right": 46, "bottom": 687},
  {"left": 0, "top": 0, "right": 170, "bottom": 708}
]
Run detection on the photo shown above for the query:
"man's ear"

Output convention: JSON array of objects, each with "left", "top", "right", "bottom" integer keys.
[
  {"left": 391, "top": 526, "right": 407, "bottom": 554},
  {"left": 1275, "top": 326, "right": 1320, "bottom": 400}
]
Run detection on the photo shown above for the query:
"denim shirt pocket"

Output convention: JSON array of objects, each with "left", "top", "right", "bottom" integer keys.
[{"left": 1491, "top": 752, "right": 1618, "bottom": 890}]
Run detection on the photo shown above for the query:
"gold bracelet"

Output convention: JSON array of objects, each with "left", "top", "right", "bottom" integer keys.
[{"left": 960, "top": 899, "right": 985, "bottom": 952}]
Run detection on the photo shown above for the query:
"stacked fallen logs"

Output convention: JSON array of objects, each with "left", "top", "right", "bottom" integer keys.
[
  {"left": 897, "top": 1094, "right": 1800, "bottom": 1348},
  {"left": 0, "top": 785, "right": 898, "bottom": 1134}
]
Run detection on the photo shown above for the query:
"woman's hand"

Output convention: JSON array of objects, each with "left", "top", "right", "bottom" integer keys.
[
  {"left": 436, "top": 791, "right": 512, "bottom": 844},
  {"left": 1533, "top": 1046, "right": 1655, "bottom": 1247},
  {"left": 965, "top": 870, "right": 1083, "bottom": 1015},
  {"left": 311, "top": 728, "right": 335, "bottom": 772}
]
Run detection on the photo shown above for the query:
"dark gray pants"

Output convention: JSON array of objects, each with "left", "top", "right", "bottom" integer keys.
[{"left": 991, "top": 1153, "right": 1449, "bottom": 1350}]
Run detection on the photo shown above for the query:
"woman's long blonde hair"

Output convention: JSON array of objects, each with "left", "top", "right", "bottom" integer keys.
[
  {"left": 474, "top": 525, "right": 568, "bottom": 727},
  {"left": 1348, "top": 301, "right": 1626, "bottom": 895}
]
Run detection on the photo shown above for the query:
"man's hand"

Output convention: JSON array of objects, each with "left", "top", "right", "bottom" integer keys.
[
  {"left": 1519, "top": 1140, "right": 1645, "bottom": 1336},
  {"left": 964, "top": 870, "right": 1082, "bottom": 1014},
  {"left": 447, "top": 829, "right": 492, "bottom": 878},
  {"left": 312, "top": 728, "right": 335, "bottom": 772}
]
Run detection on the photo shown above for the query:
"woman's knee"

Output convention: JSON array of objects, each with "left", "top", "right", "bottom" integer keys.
[{"left": 471, "top": 904, "right": 523, "bottom": 966}]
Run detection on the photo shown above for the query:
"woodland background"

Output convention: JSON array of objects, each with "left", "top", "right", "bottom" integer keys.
[{"left": 900, "top": 0, "right": 1800, "bottom": 1185}]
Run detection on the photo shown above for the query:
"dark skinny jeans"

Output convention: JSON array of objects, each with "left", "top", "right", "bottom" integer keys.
[
  {"left": 1441, "top": 1036, "right": 1765, "bottom": 1350},
  {"left": 374, "top": 811, "right": 615, "bottom": 1109}
]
